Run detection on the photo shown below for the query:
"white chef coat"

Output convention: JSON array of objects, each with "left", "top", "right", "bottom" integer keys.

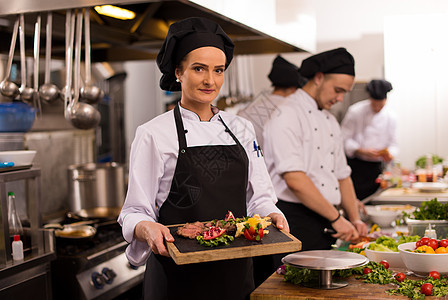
[
  {"left": 238, "top": 90, "right": 288, "bottom": 148},
  {"left": 263, "top": 89, "right": 351, "bottom": 205},
  {"left": 341, "top": 99, "right": 398, "bottom": 162},
  {"left": 118, "top": 105, "right": 282, "bottom": 266}
]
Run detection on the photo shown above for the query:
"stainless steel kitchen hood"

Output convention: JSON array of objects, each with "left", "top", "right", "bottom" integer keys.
[{"left": 0, "top": 0, "right": 307, "bottom": 62}]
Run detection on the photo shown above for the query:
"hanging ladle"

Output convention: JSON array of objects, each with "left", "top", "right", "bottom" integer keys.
[
  {"left": 67, "top": 10, "right": 100, "bottom": 130},
  {"left": 32, "top": 14, "right": 43, "bottom": 118},
  {"left": 19, "top": 14, "right": 34, "bottom": 103},
  {"left": 80, "top": 9, "right": 103, "bottom": 104},
  {"left": 0, "top": 17, "right": 20, "bottom": 99},
  {"left": 39, "top": 12, "right": 60, "bottom": 103},
  {"left": 63, "top": 10, "right": 75, "bottom": 119}
]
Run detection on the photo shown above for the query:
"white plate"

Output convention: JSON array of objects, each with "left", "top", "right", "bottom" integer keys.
[{"left": 413, "top": 182, "right": 448, "bottom": 192}]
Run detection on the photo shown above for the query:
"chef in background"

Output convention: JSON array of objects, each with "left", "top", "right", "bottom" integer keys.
[
  {"left": 341, "top": 79, "right": 397, "bottom": 200},
  {"left": 118, "top": 17, "right": 288, "bottom": 300},
  {"left": 238, "top": 55, "right": 307, "bottom": 147},
  {"left": 263, "top": 48, "right": 368, "bottom": 251}
]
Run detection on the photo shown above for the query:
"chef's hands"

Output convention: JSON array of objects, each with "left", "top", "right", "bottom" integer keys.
[
  {"left": 352, "top": 219, "right": 368, "bottom": 237},
  {"left": 134, "top": 220, "right": 174, "bottom": 257},
  {"left": 268, "top": 212, "right": 290, "bottom": 233},
  {"left": 331, "top": 216, "right": 359, "bottom": 241},
  {"left": 356, "top": 148, "right": 381, "bottom": 160}
]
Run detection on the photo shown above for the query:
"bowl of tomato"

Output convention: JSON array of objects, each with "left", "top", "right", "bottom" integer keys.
[{"left": 398, "top": 239, "right": 448, "bottom": 276}]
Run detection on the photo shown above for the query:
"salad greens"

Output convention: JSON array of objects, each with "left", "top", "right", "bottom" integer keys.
[
  {"left": 387, "top": 277, "right": 448, "bottom": 300},
  {"left": 196, "top": 234, "right": 234, "bottom": 247},
  {"left": 407, "top": 198, "right": 448, "bottom": 220},
  {"left": 368, "top": 235, "right": 420, "bottom": 252}
]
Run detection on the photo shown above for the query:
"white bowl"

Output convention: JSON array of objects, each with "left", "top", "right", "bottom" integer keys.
[
  {"left": 0, "top": 150, "right": 36, "bottom": 166},
  {"left": 398, "top": 242, "right": 448, "bottom": 276},
  {"left": 364, "top": 242, "right": 405, "bottom": 268},
  {"left": 365, "top": 205, "right": 400, "bottom": 227},
  {"left": 413, "top": 182, "right": 448, "bottom": 192}
]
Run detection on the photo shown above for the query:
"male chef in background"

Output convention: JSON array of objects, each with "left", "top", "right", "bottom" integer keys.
[
  {"left": 263, "top": 48, "right": 368, "bottom": 251},
  {"left": 341, "top": 79, "right": 397, "bottom": 200},
  {"left": 238, "top": 55, "right": 307, "bottom": 147}
]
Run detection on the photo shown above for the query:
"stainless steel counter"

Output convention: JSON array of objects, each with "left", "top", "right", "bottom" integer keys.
[{"left": 371, "top": 188, "right": 448, "bottom": 206}]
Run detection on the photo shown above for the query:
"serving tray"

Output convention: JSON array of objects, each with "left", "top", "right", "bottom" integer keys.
[{"left": 167, "top": 224, "right": 301, "bottom": 265}]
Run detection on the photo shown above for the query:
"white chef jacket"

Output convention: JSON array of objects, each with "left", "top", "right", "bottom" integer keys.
[
  {"left": 118, "top": 105, "right": 282, "bottom": 266},
  {"left": 238, "top": 90, "right": 288, "bottom": 148},
  {"left": 341, "top": 99, "right": 398, "bottom": 162},
  {"left": 263, "top": 89, "right": 351, "bottom": 205}
]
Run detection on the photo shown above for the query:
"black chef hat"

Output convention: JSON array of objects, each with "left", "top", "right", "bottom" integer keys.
[
  {"left": 366, "top": 79, "right": 393, "bottom": 100},
  {"left": 156, "top": 17, "right": 234, "bottom": 91},
  {"left": 268, "top": 55, "right": 307, "bottom": 88},
  {"left": 299, "top": 47, "right": 355, "bottom": 79}
]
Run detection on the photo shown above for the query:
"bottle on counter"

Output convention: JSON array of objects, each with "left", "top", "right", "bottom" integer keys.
[
  {"left": 12, "top": 234, "right": 24, "bottom": 261},
  {"left": 7, "top": 192, "right": 23, "bottom": 239},
  {"left": 424, "top": 223, "right": 437, "bottom": 239}
]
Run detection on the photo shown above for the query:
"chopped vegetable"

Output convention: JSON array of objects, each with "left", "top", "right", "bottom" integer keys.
[
  {"left": 408, "top": 198, "right": 448, "bottom": 220},
  {"left": 196, "top": 234, "right": 234, "bottom": 247},
  {"left": 368, "top": 235, "right": 420, "bottom": 252}
]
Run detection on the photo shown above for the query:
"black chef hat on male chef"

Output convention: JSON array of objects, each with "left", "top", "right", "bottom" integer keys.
[
  {"left": 156, "top": 17, "right": 235, "bottom": 91},
  {"left": 299, "top": 47, "right": 355, "bottom": 79},
  {"left": 366, "top": 79, "right": 393, "bottom": 100},
  {"left": 268, "top": 55, "right": 308, "bottom": 88}
]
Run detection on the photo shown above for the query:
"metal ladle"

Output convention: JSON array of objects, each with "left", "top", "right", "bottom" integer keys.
[
  {"left": 67, "top": 10, "right": 100, "bottom": 130},
  {"left": 18, "top": 14, "right": 34, "bottom": 103},
  {"left": 80, "top": 9, "right": 103, "bottom": 104},
  {"left": 39, "top": 12, "right": 60, "bottom": 103},
  {"left": 63, "top": 10, "right": 75, "bottom": 118},
  {"left": 0, "top": 17, "right": 20, "bottom": 99},
  {"left": 32, "top": 15, "right": 42, "bottom": 118}
]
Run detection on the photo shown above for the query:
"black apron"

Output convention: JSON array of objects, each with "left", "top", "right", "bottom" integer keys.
[
  {"left": 144, "top": 105, "right": 254, "bottom": 300},
  {"left": 347, "top": 157, "right": 383, "bottom": 200}
]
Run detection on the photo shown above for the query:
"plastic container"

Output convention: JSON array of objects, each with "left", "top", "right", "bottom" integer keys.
[
  {"left": 12, "top": 234, "right": 23, "bottom": 261},
  {"left": 0, "top": 101, "right": 35, "bottom": 132},
  {"left": 407, "top": 219, "right": 448, "bottom": 239}
]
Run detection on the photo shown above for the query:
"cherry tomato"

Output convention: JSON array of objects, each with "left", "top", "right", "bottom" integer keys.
[
  {"left": 394, "top": 272, "right": 406, "bottom": 282},
  {"left": 428, "top": 239, "right": 439, "bottom": 250},
  {"left": 415, "top": 240, "right": 423, "bottom": 248},
  {"left": 421, "top": 283, "right": 433, "bottom": 296},
  {"left": 380, "top": 260, "right": 390, "bottom": 269},
  {"left": 440, "top": 239, "right": 448, "bottom": 248},
  {"left": 429, "top": 271, "right": 441, "bottom": 280},
  {"left": 363, "top": 267, "right": 372, "bottom": 274},
  {"left": 420, "top": 237, "right": 430, "bottom": 246}
]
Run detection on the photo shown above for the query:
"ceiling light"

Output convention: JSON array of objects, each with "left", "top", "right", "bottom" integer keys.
[{"left": 94, "top": 5, "right": 136, "bottom": 20}]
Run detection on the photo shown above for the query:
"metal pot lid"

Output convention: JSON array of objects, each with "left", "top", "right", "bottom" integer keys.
[{"left": 282, "top": 250, "right": 368, "bottom": 271}]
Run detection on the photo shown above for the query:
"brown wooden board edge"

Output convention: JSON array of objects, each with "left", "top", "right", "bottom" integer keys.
[{"left": 167, "top": 229, "right": 302, "bottom": 265}]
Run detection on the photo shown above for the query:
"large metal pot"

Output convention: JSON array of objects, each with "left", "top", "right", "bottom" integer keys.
[{"left": 68, "top": 162, "right": 125, "bottom": 218}]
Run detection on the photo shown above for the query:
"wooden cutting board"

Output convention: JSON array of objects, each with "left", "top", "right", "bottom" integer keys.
[
  {"left": 251, "top": 272, "right": 412, "bottom": 299},
  {"left": 167, "top": 224, "right": 301, "bottom": 265}
]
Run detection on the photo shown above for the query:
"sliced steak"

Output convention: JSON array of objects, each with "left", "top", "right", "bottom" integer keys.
[{"left": 176, "top": 221, "right": 206, "bottom": 239}]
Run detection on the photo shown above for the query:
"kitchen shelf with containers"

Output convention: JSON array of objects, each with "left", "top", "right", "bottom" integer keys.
[{"left": 371, "top": 154, "right": 448, "bottom": 206}]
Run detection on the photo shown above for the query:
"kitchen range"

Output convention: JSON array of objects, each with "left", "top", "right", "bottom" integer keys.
[{"left": 50, "top": 216, "right": 144, "bottom": 300}]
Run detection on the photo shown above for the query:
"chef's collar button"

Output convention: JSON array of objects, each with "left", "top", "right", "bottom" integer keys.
[
  {"left": 335, "top": 187, "right": 339, "bottom": 190},
  {"left": 181, "top": 149, "right": 186, "bottom": 153},
  {"left": 184, "top": 129, "right": 188, "bottom": 133}
]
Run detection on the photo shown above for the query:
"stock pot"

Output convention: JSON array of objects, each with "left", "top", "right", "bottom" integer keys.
[{"left": 68, "top": 162, "right": 125, "bottom": 219}]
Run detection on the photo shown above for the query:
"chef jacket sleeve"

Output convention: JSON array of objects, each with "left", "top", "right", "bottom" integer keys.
[
  {"left": 340, "top": 108, "right": 360, "bottom": 158},
  {"left": 234, "top": 117, "right": 283, "bottom": 217},
  {"left": 263, "top": 106, "right": 306, "bottom": 174},
  {"left": 118, "top": 126, "right": 164, "bottom": 266},
  {"left": 386, "top": 113, "right": 399, "bottom": 158}
]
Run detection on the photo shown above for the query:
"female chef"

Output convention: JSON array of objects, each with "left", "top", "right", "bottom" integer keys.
[{"left": 118, "top": 17, "right": 288, "bottom": 300}]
